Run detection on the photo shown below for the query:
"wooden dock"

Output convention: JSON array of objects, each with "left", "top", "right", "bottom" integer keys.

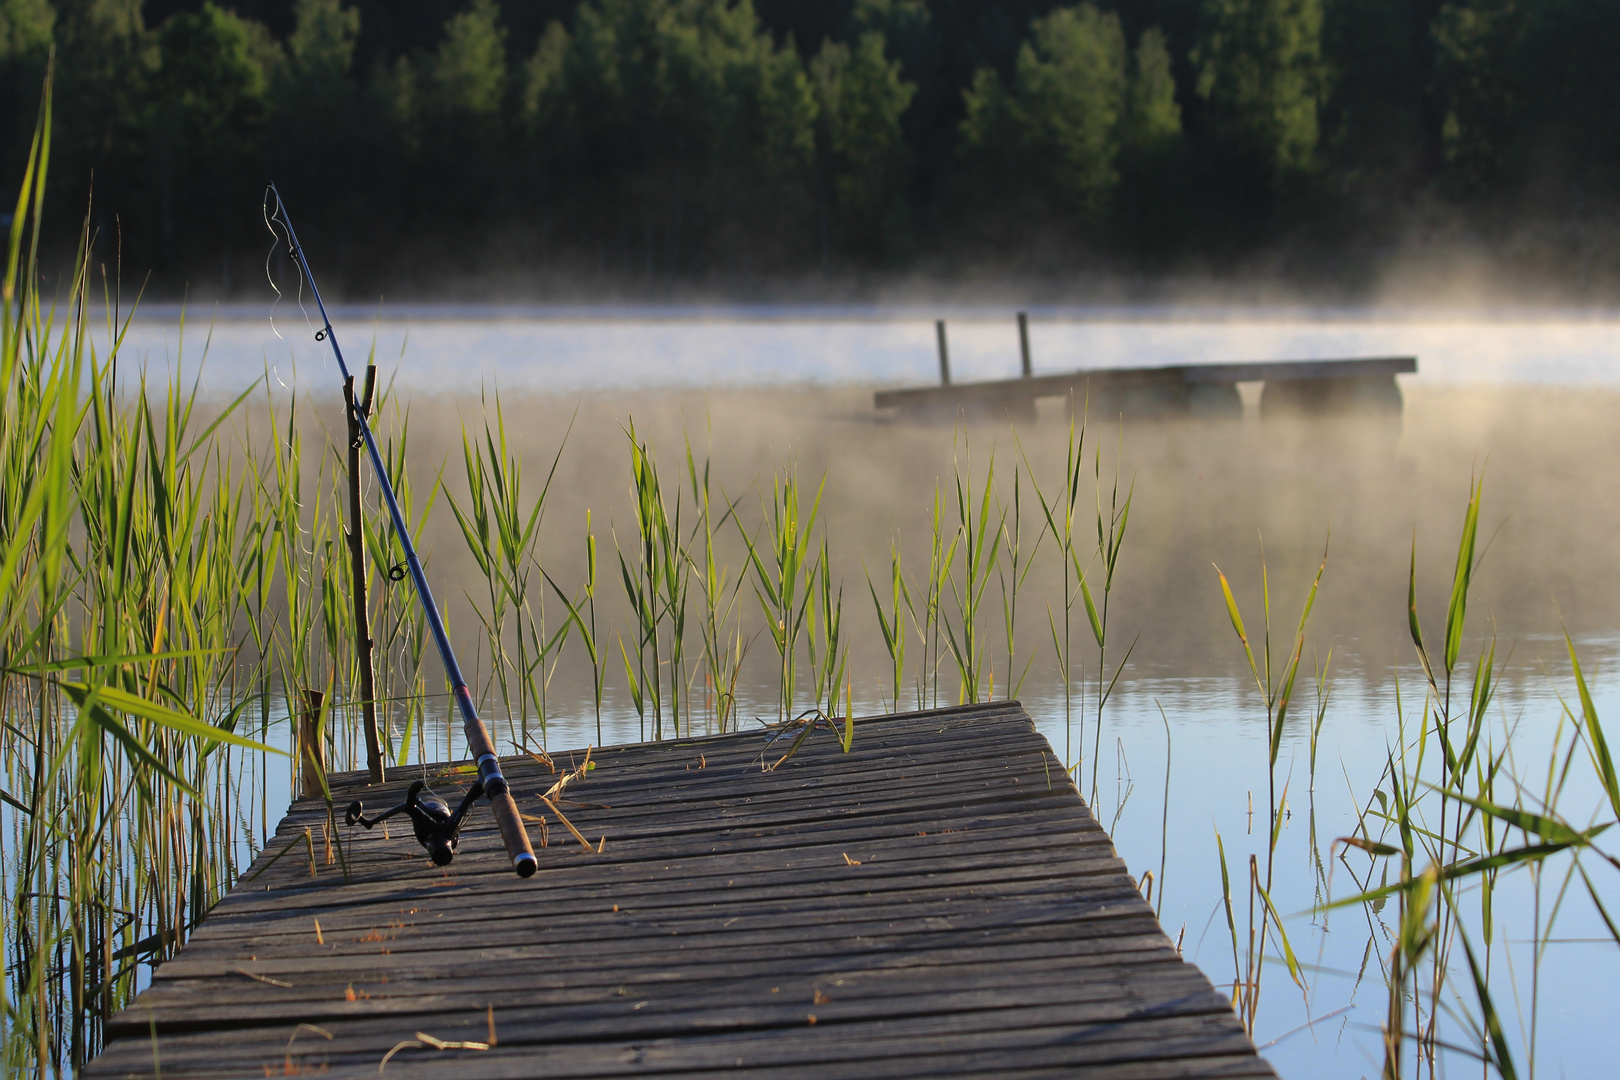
[
  {"left": 875, "top": 355, "right": 1418, "bottom": 421},
  {"left": 85, "top": 702, "right": 1274, "bottom": 1079}
]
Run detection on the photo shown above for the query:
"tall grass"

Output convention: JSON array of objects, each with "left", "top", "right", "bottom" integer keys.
[
  {"left": 1314, "top": 475, "right": 1620, "bottom": 1080},
  {"left": 997, "top": 456, "right": 1040, "bottom": 702},
  {"left": 614, "top": 423, "right": 690, "bottom": 740},
  {"left": 867, "top": 537, "right": 911, "bottom": 713},
  {"left": 0, "top": 77, "right": 461, "bottom": 1071},
  {"left": 685, "top": 434, "right": 747, "bottom": 731},
  {"left": 445, "top": 395, "right": 569, "bottom": 748},
  {"left": 1025, "top": 412, "right": 1136, "bottom": 796},
  {"left": 1212, "top": 541, "right": 1325, "bottom": 1034},
  {"left": 740, "top": 465, "right": 822, "bottom": 723},
  {"left": 0, "top": 82, "right": 282, "bottom": 1072},
  {"left": 943, "top": 442, "right": 1002, "bottom": 704}
]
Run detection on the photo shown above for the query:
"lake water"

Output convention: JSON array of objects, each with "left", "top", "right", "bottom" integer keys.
[
  {"left": 123, "top": 300, "right": 1620, "bottom": 392},
  {"left": 119, "top": 304, "right": 1620, "bottom": 1079}
]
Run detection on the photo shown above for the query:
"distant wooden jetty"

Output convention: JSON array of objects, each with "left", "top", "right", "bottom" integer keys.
[
  {"left": 876, "top": 317, "right": 1417, "bottom": 420},
  {"left": 86, "top": 702, "right": 1274, "bottom": 1079}
]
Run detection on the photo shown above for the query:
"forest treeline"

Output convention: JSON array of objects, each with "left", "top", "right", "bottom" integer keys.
[{"left": 0, "top": 0, "right": 1615, "bottom": 296}]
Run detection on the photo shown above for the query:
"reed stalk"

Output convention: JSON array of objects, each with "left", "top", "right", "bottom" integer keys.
[
  {"left": 943, "top": 444, "right": 1002, "bottom": 704},
  {"left": 866, "top": 537, "right": 913, "bottom": 713},
  {"left": 740, "top": 465, "right": 822, "bottom": 723},
  {"left": 1212, "top": 539, "right": 1324, "bottom": 1035},
  {"left": 1, "top": 75, "right": 283, "bottom": 1070},
  {"left": 998, "top": 457, "right": 1040, "bottom": 701},
  {"left": 685, "top": 435, "right": 746, "bottom": 732},
  {"left": 615, "top": 424, "right": 686, "bottom": 739},
  {"left": 1026, "top": 415, "right": 1085, "bottom": 764},
  {"left": 445, "top": 392, "right": 569, "bottom": 749}
]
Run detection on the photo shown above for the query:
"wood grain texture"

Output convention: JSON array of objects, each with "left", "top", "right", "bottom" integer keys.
[{"left": 84, "top": 702, "right": 1274, "bottom": 1078}]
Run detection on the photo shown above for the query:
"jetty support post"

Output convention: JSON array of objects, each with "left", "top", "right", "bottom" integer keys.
[
  {"left": 935, "top": 320, "right": 951, "bottom": 385},
  {"left": 298, "top": 689, "right": 327, "bottom": 800},
  {"left": 345, "top": 367, "right": 385, "bottom": 783},
  {"left": 1017, "top": 312, "right": 1032, "bottom": 377}
]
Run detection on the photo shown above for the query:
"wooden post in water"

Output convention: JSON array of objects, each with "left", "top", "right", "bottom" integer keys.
[
  {"left": 345, "top": 367, "right": 385, "bottom": 783},
  {"left": 935, "top": 320, "right": 951, "bottom": 385},
  {"left": 1017, "top": 312, "right": 1032, "bottom": 377},
  {"left": 299, "top": 689, "right": 327, "bottom": 800}
]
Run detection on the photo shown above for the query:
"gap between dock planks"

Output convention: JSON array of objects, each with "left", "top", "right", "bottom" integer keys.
[{"left": 84, "top": 701, "right": 1275, "bottom": 1079}]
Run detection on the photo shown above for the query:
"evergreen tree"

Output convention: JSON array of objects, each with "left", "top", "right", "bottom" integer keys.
[
  {"left": 147, "top": 3, "right": 281, "bottom": 263},
  {"left": 287, "top": 0, "right": 359, "bottom": 81},
  {"left": 429, "top": 0, "right": 505, "bottom": 116},
  {"left": 1125, "top": 25, "right": 1181, "bottom": 164},
  {"left": 1193, "top": 0, "right": 1324, "bottom": 186},
  {"left": 0, "top": 0, "right": 53, "bottom": 59},
  {"left": 810, "top": 29, "right": 915, "bottom": 263},
  {"left": 552, "top": 0, "right": 815, "bottom": 273},
  {"left": 1319, "top": 0, "right": 1432, "bottom": 184},
  {"left": 1015, "top": 5, "right": 1128, "bottom": 212},
  {"left": 961, "top": 5, "right": 1150, "bottom": 220},
  {"left": 1433, "top": 0, "right": 1523, "bottom": 193},
  {"left": 522, "top": 18, "right": 569, "bottom": 126},
  {"left": 270, "top": 0, "right": 365, "bottom": 254},
  {"left": 47, "top": 1, "right": 150, "bottom": 230},
  {"left": 0, "top": 0, "right": 55, "bottom": 196}
]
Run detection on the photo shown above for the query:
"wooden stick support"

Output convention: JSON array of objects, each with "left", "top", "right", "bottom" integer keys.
[
  {"left": 935, "top": 320, "right": 951, "bottom": 385},
  {"left": 298, "top": 688, "right": 327, "bottom": 800},
  {"left": 1017, "top": 311, "right": 1032, "bottom": 378},
  {"left": 346, "top": 368, "right": 385, "bottom": 783}
]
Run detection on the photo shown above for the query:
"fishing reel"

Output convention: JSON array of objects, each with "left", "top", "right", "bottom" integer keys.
[{"left": 345, "top": 780, "right": 484, "bottom": 867}]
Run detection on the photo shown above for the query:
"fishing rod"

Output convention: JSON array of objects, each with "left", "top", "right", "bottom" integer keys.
[{"left": 266, "top": 184, "right": 537, "bottom": 879}]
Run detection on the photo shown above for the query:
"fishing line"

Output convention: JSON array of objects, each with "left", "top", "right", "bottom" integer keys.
[{"left": 261, "top": 190, "right": 324, "bottom": 363}]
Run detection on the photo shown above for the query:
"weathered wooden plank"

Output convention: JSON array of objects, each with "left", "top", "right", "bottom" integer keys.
[
  {"left": 91, "top": 1012, "right": 1258, "bottom": 1079},
  {"left": 1180, "top": 356, "right": 1416, "bottom": 383},
  {"left": 227, "top": 793, "right": 1115, "bottom": 901},
  {"left": 142, "top": 892, "right": 1162, "bottom": 994},
  {"left": 128, "top": 944, "right": 1188, "bottom": 1018},
  {"left": 164, "top": 869, "right": 1147, "bottom": 963},
  {"left": 84, "top": 702, "right": 1272, "bottom": 1079},
  {"left": 118, "top": 959, "right": 1216, "bottom": 1034},
  {"left": 872, "top": 355, "right": 1417, "bottom": 415}
]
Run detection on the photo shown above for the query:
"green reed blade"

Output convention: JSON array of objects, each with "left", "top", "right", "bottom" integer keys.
[
  {"left": 1078, "top": 574, "right": 1103, "bottom": 648},
  {"left": 1433, "top": 786, "right": 1604, "bottom": 848},
  {"left": 1339, "top": 836, "right": 1402, "bottom": 858},
  {"left": 1454, "top": 913, "right": 1518, "bottom": 1080},
  {"left": 1254, "top": 878, "right": 1306, "bottom": 992},
  {"left": 1566, "top": 632, "right": 1620, "bottom": 824},
  {"left": 59, "top": 696, "right": 198, "bottom": 799},
  {"left": 1577, "top": 862, "right": 1620, "bottom": 946},
  {"left": 1444, "top": 476, "right": 1483, "bottom": 675},
  {"left": 63, "top": 681, "right": 280, "bottom": 755}
]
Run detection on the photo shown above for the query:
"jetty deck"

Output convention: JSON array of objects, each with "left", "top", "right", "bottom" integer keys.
[
  {"left": 875, "top": 355, "right": 1418, "bottom": 419},
  {"left": 86, "top": 702, "right": 1274, "bottom": 1079}
]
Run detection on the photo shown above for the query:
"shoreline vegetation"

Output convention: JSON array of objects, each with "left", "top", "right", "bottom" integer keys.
[
  {"left": 4, "top": 70, "right": 1620, "bottom": 1080},
  {"left": 6, "top": 1, "right": 1620, "bottom": 302}
]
